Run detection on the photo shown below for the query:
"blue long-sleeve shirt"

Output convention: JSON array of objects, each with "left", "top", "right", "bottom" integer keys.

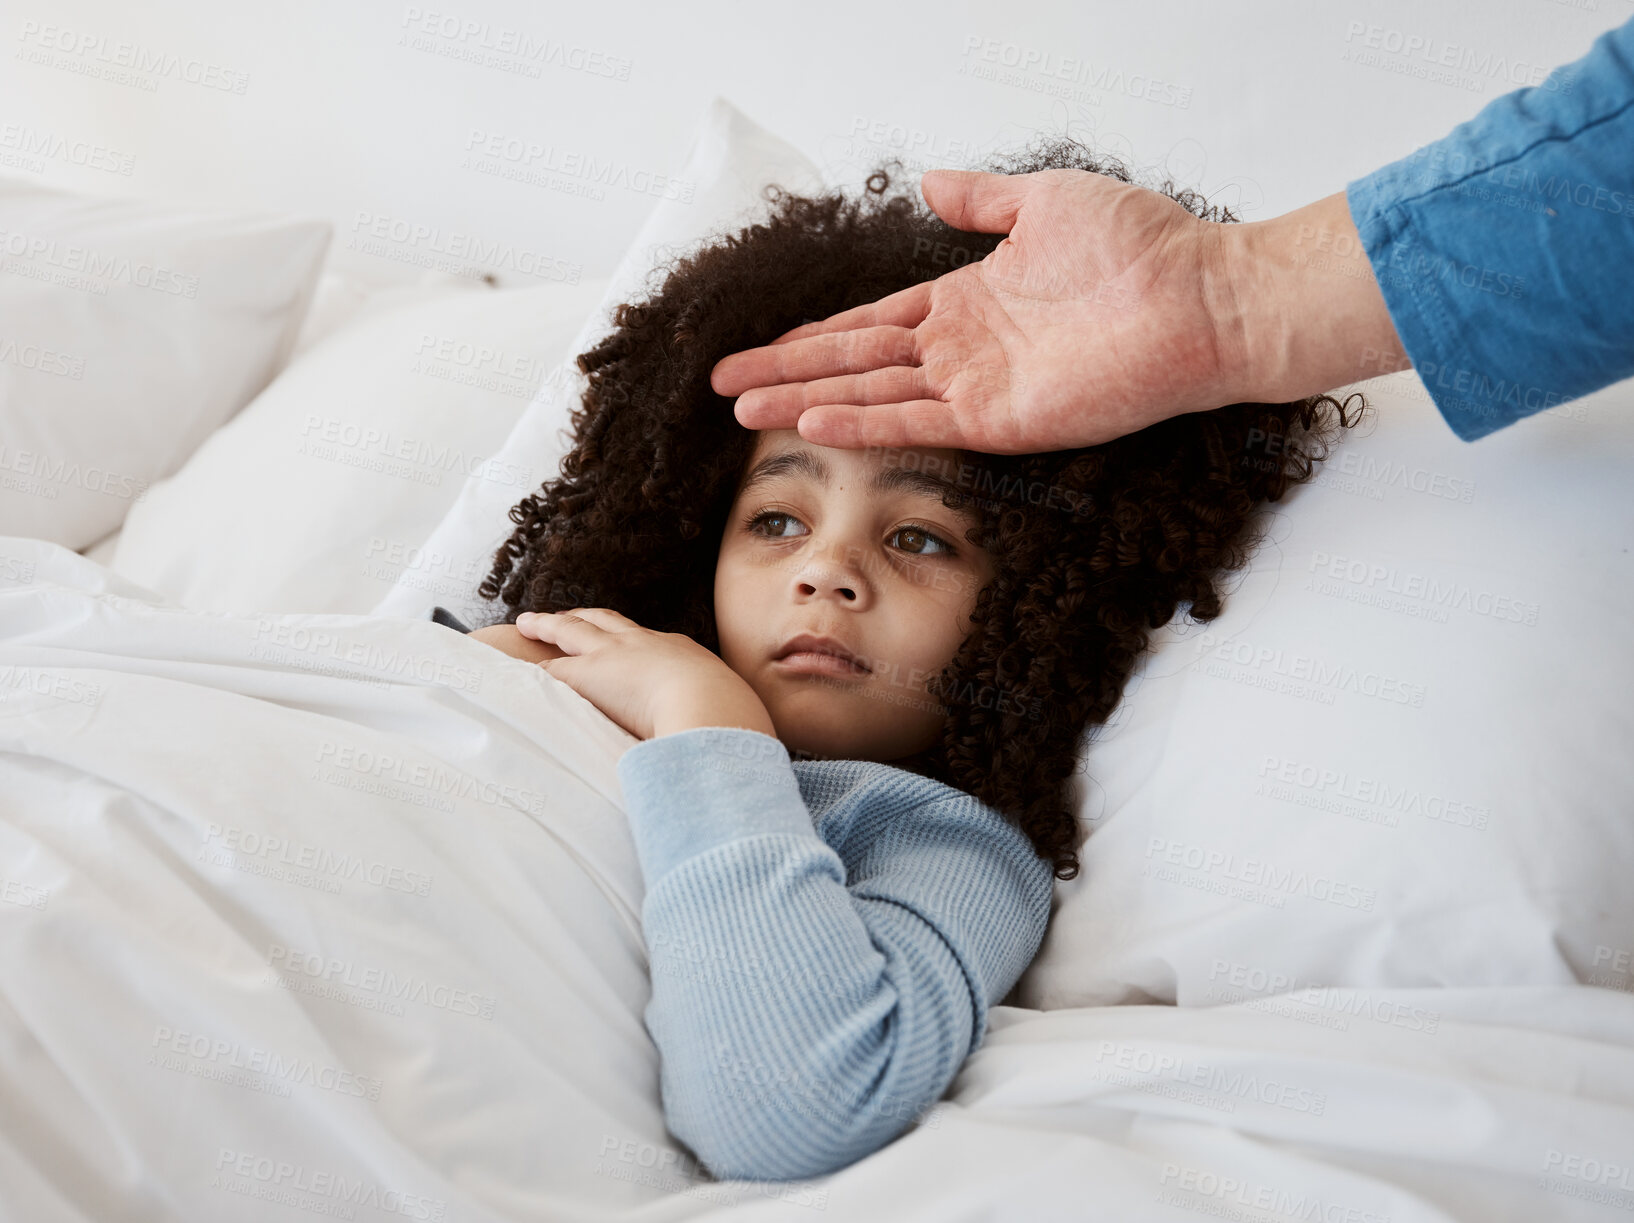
[
  {"left": 429, "top": 607, "right": 1053, "bottom": 1179},
  {"left": 1345, "top": 15, "right": 1634, "bottom": 441},
  {"left": 614, "top": 725, "right": 1053, "bottom": 1183}
]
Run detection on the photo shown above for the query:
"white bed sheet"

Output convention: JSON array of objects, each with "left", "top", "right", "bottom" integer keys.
[{"left": 2, "top": 535, "right": 1631, "bottom": 1223}]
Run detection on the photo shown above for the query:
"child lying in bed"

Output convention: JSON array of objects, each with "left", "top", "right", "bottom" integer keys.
[{"left": 456, "top": 135, "right": 1364, "bottom": 1182}]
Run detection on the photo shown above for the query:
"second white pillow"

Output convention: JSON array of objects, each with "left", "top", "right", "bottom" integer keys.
[{"left": 112, "top": 277, "right": 609, "bottom": 615}]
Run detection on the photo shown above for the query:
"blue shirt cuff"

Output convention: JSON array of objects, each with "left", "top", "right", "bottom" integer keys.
[
  {"left": 1343, "top": 17, "right": 1634, "bottom": 442},
  {"left": 615, "top": 726, "right": 822, "bottom": 888}
]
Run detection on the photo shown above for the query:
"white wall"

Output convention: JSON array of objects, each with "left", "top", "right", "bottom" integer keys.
[{"left": 1, "top": 0, "right": 1625, "bottom": 288}]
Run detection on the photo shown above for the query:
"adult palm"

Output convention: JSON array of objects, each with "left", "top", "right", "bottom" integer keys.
[{"left": 709, "top": 167, "right": 1247, "bottom": 454}]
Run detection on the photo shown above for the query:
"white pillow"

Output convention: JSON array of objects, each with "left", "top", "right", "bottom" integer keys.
[
  {"left": 286, "top": 268, "right": 486, "bottom": 362},
  {"left": 1018, "top": 372, "right": 1634, "bottom": 1009},
  {"left": 78, "top": 525, "right": 121, "bottom": 567},
  {"left": 0, "top": 176, "right": 329, "bottom": 550},
  {"left": 111, "top": 276, "right": 610, "bottom": 615},
  {"left": 372, "top": 95, "right": 827, "bottom": 624},
  {"left": 70, "top": 271, "right": 457, "bottom": 576}
]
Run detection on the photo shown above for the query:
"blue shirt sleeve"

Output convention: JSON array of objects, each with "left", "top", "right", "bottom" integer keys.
[
  {"left": 1345, "top": 16, "right": 1634, "bottom": 441},
  {"left": 614, "top": 725, "right": 1050, "bottom": 1183}
]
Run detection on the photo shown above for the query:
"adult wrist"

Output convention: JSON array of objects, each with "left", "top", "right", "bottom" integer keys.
[
  {"left": 1198, "top": 218, "right": 1256, "bottom": 409},
  {"left": 1223, "top": 191, "right": 1411, "bottom": 405}
]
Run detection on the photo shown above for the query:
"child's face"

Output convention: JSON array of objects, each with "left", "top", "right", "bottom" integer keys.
[{"left": 713, "top": 429, "right": 997, "bottom": 766}]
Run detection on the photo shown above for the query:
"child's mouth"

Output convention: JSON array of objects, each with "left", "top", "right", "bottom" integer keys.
[{"left": 773, "top": 651, "right": 871, "bottom": 678}]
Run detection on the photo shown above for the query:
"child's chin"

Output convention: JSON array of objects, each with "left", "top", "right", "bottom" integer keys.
[{"left": 767, "top": 712, "right": 860, "bottom": 764}]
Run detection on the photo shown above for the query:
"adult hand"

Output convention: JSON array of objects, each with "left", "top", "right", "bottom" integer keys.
[{"left": 709, "top": 169, "right": 1409, "bottom": 453}]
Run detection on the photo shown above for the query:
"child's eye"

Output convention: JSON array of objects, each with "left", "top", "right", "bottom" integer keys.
[
  {"left": 742, "top": 510, "right": 957, "bottom": 558},
  {"left": 890, "top": 523, "right": 957, "bottom": 557},
  {"left": 743, "top": 509, "right": 808, "bottom": 540}
]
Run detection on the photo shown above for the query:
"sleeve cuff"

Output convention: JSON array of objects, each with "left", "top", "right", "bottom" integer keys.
[
  {"left": 615, "top": 726, "right": 823, "bottom": 887},
  {"left": 1345, "top": 175, "right": 1490, "bottom": 442}
]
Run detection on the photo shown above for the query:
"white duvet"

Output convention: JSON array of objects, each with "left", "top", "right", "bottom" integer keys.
[{"left": 2, "top": 534, "right": 1631, "bottom": 1223}]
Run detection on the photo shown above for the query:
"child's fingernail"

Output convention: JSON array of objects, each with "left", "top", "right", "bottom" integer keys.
[{"left": 517, "top": 612, "right": 536, "bottom": 625}]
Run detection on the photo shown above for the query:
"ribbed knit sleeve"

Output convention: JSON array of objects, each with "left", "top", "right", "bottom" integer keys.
[{"left": 614, "top": 725, "right": 1052, "bottom": 1183}]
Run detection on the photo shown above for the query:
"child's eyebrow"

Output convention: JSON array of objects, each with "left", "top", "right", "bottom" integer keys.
[{"left": 740, "top": 448, "right": 975, "bottom": 515}]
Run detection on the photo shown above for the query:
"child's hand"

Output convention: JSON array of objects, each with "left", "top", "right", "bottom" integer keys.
[{"left": 516, "top": 608, "right": 777, "bottom": 742}]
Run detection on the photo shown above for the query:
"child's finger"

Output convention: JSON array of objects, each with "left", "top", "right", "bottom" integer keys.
[
  {"left": 517, "top": 610, "right": 591, "bottom": 644},
  {"left": 519, "top": 608, "right": 598, "bottom": 650},
  {"left": 517, "top": 608, "right": 629, "bottom": 643},
  {"left": 535, "top": 654, "right": 577, "bottom": 694},
  {"left": 537, "top": 657, "right": 572, "bottom": 689},
  {"left": 550, "top": 607, "right": 635, "bottom": 632}
]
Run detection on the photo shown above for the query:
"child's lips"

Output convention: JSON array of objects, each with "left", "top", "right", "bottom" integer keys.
[
  {"left": 773, "top": 633, "right": 871, "bottom": 673},
  {"left": 772, "top": 651, "right": 872, "bottom": 679}
]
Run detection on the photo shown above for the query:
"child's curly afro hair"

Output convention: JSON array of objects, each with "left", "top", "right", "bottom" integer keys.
[{"left": 476, "top": 133, "right": 1367, "bottom": 883}]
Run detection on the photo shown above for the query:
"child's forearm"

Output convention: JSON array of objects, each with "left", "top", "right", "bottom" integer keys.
[
  {"left": 615, "top": 726, "right": 1050, "bottom": 1183},
  {"left": 620, "top": 728, "right": 962, "bottom": 1181}
]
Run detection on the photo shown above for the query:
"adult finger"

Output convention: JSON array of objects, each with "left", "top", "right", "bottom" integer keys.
[
  {"left": 732, "top": 365, "right": 933, "bottom": 431},
  {"left": 792, "top": 400, "right": 970, "bottom": 451},
  {"left": 918, "top": 168, "right": 1034, "bottom": 234},
  {"left": 709, "top": 286, "right": 930, "bottom": 396},
  {"left": 766, "top": 280, "right": 934, "bottom": 346},
  {"left": 711, "top": 324, "right": 921, "bottom": 399}
]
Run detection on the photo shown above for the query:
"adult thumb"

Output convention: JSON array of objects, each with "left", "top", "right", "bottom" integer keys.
[{"left": 919, "top": 168, "right": 1031, "bottom": 235}]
